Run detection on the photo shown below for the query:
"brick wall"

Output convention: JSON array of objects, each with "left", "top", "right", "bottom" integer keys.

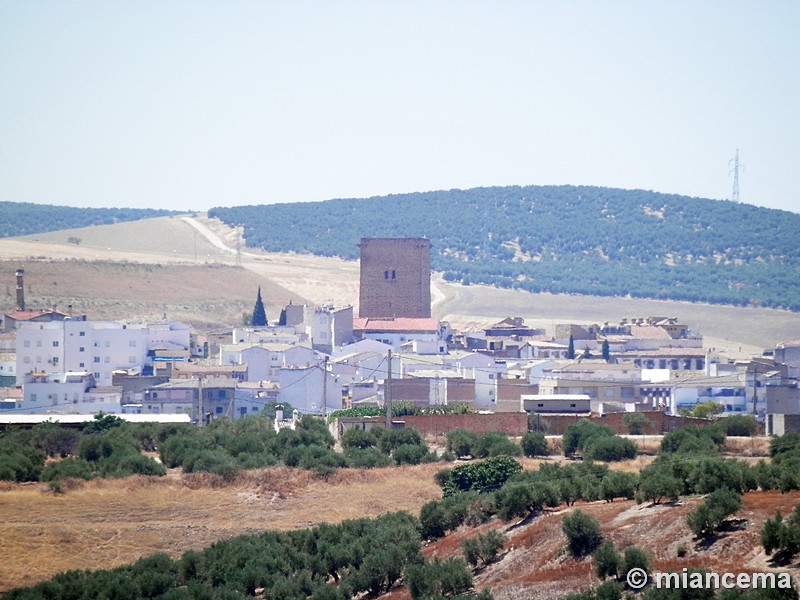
[
  {"left": 334, "top": 412, "right": 528, "bottom": 439},
  {"left": 398, "top": 412, "right": 528, "bottom": 437},
  {"left": 536, "top": 411, "right": 714, "bottom": 435}
]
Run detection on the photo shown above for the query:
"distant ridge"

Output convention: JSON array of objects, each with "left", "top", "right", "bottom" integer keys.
[
  {"left": 209, "top": 185, "right": 800, "bottom": 311},
  {"left": 0, "top": 201, "right": 180, "bottom": 238}
]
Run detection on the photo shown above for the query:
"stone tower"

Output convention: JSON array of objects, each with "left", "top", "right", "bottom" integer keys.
[{"left": 358, "top": 238, "right": 431, "bottom": 319}]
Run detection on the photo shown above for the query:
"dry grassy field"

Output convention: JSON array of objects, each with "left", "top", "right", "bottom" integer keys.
[
  {"left": 1, "top": 213, "right": 798, "bottom": 351},
  {"left": 0, "top": 464, "right": 443, "bottom": 592}
]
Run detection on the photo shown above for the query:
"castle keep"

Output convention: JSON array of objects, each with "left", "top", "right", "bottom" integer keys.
[{"left": 358, "top": 238, "right": 431, "bottom": 319}]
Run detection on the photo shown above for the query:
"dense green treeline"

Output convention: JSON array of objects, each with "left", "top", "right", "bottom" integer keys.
[
  {"left": 0, "top": 201, "right": 179, "bottom": 238},
  {"left": 209, "top": 185, "right": 800, "bottom": 310}
]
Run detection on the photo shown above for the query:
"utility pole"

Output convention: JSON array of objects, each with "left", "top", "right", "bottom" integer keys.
[
  {"left": 322, "top": 356, "right": 328, "bottom": 416},
  {"left": 197, "top": 375, "right": 204, "bottom": 427},
  {"left": 385, "top": 350, "right": 392, "bottom": 430}
]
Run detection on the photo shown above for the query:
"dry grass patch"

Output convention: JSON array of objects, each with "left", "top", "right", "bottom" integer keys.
[{"left": 0, "top": 464, "right": 444, "bottom": 592}]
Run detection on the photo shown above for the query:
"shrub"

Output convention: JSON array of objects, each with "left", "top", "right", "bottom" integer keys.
[
  {"left": 0, "top": 443, "right": 46, "bottom": 482},
  {"left": 636, "top": 461, "right": 682, "bottom": 504},
  {"left": 40, "top": 458, "right": 94, "bottom": 482},
  {"left": 78, "top": 436, "right": 115, "bottom": 462},
  {"left": 100, "top": 452, "right": 167, "bottom": 478},
  {"left": 770, "top": 433, "right": 800, "bottom": 458},
  {"left": 345, "top": 447, "right": 393, "bottom": 468},
  {"left": 461, "top": 530, "right": 505, "bottom": 567},
  {"left": 686, "top": 488, "right": 742, "bottom": 538},
  {"left": 583, "top": 436, "right": 638, "bottom": 462},
  {"left": 562, "top": 510, "right": 602, "bottom": 558},
  {"left": 464, "top": 496, "right": 496, "bottom": 527},
  {"left": 442, "top": 456, "right": 523, "bottom": 496},
  {"left": 761, "top": 505, "right": 800, "bottom": 560},
  {"left": 183, "top": 449, "right": 241, "bottom": 480},
  {"left": 593, "top": 539, "right": 620, "bottom": 579},
  {"left": 40, "top": 428, "right": 81, "bottom": 458},
  {"left": 563, "top": 421, "right": 615, "bottom": 458},
  {"left": 496, "top": 480, "right": 560, "bottom": 521},
  {"left": 378, "top": 428, "right": 424, "bottom": 455},
  {"left": 619, "top": 546, "right": 651, "bottom": 583},
  {"left": 419, "top": 500, "right": 448, "bottom": 540},
  {"left": 405, "top": 557, "right": 474, "bottom": 600},
  {"left": 393, "top": 443, "right": 435, "bottom": 465},
  {"left": 447, "top": 429, "right": 479, "bottom": 458},
  {"left": 473, "top": 432, "right": 522, "bottom": 458},
  {"left": 341, "top": 428, "right": 378, "bottom": 451},
  {"left": 721, "top": 414, "right": 758, "bottom": 436},
  {"left": 521, "top": 431, "right": 548, "bottom": 457},
  {"left": 601, "top": 471, "right": 638, "bottom": 502},
  {"left": 623, "top": 412, "right": 653, "bottom": 435},
  {"left": 528, "top": 412, "right": 549, "bottom": 433},
  {"left": 660, "top": 426, "right": 725, "bottom": 454}
]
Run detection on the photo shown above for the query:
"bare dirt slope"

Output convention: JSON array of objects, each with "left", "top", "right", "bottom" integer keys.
[
  {"left": 1, "top": 214, "right": 798, "bottom": 350},
  {"left": 381, "top": 490, "right": 800, "bottom": 600}
]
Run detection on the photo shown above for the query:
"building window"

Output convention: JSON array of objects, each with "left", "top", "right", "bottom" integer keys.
[
  {"left": 30, "top": 394, "right": 37, "bottom": 402},
  {"left": 93, "top": 372, "right": 100, "bottom": 379},
  {"left": 104, "top": 356, "right": 110, "bottom": 363},
  {"left": 52, "top": 357, "right": 59, "bottom": 365},
  {"left": 79, "top": 346, "right": 85, "bottom": 352},
  {"left": 488, "top": 373, "right": 495, "bottom": 380},
  {"left": 215, "top": 406, "right": 224, "bottom": 414},
  {"left": 94, "top": 356, "right": 100, "bottom": 363},
  {"left": 52, "top": 341, "right": 59, "bottom": 347},
  {"left": 36, "top": 340, "right": 42, "bottom": 347},
  {"left": 79, "top": 331, "right": 85, "bottom": 336},
  {"left": 23, "top": 340, "right": 30, "bottom": 348},
  {"left": 23, "top": 356, "right": 30, "bottom": 364},
  {"left": 570, "top": 403, "right": 577, "bottom": 408},
  {"left": 79, "top": 362, "right": 85, "bottom": 368},
  {"left": 537, "top": 403, "right": 544, "bottom": 408}
]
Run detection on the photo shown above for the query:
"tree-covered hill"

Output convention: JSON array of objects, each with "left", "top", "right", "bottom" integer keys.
[
  {"left": 0, "top": 202, "right": 180, "bottom": 238},
  {"left": 209, "top": 186, "right": 800, "bottom": 311}
]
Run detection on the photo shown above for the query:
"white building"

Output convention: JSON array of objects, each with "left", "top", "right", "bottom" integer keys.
[
  {"left": 14, "top": 371, "right": 121, "bottom": 414},
  {"left": 220, "top": 342, "right": 318, "bottom": 382},
  {"left": 278, "top": 364, "right": 344, "bottom": 415},
  {"left": 15, "top": 319, "right": 148, "bottom": 387}
]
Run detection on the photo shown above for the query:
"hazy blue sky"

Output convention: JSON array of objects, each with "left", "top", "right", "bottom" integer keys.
[{"left": 1, "top": 1, "right": 798, "bottom": 214}]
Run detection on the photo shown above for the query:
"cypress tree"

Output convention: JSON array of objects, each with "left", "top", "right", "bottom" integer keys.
[
  {"left": 602, "top": 339, "right": 610, "bottom": 362},
  {"left": 567, "top": 334, "right": 575, "bottom": 359},
  {"left": 252, "top": 287, "right": 268, "bottom": 326}
]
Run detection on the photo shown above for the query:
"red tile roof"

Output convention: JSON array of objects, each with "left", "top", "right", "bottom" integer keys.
[
  {"left": 353, "top": 317, "right": 439, "bottom": 333},
  {"left": 628, "top": 325, "right": 673, "bottom": 340},
  {"left": 5, "top": 309, "right": 68, "bottom": 321}
]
